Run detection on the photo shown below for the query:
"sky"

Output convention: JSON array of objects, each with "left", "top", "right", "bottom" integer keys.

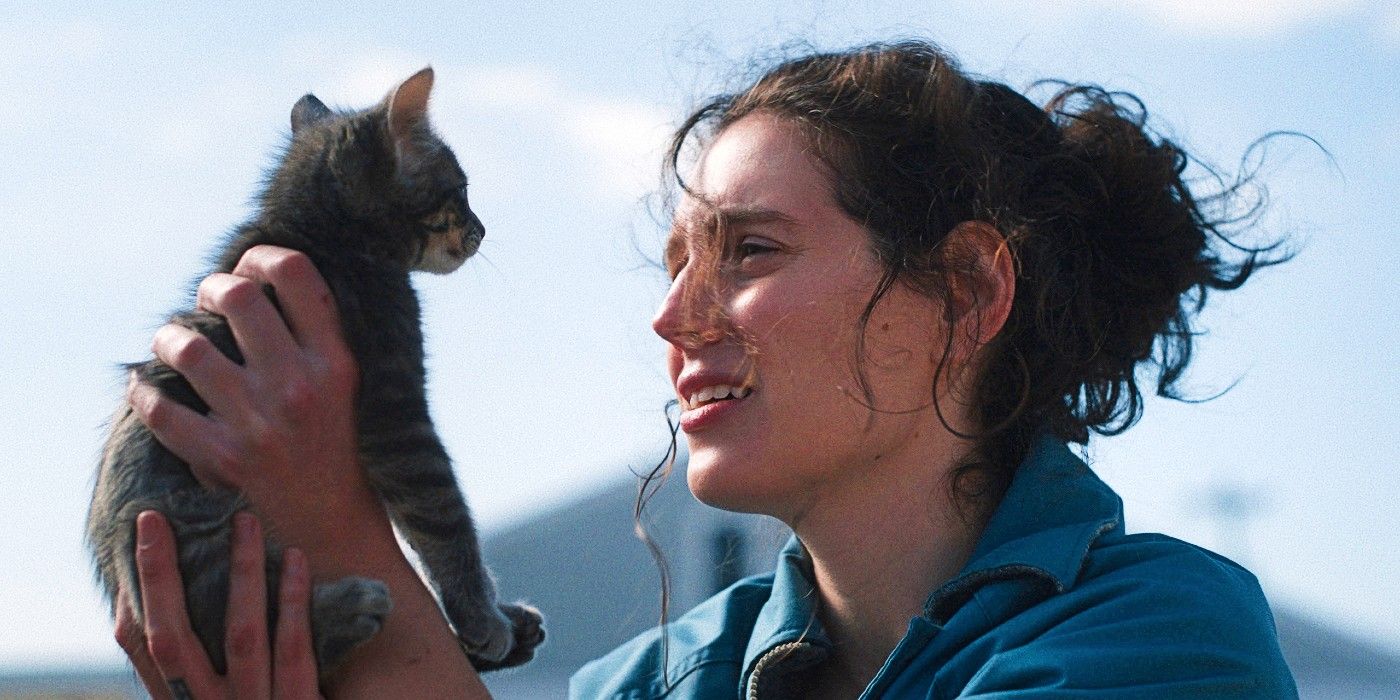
[{"left": 1, "top": 0, "right": 1397, "bottom": 672}]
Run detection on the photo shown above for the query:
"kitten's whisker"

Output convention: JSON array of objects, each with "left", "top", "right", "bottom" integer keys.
[
  {"left": 468, "top": 248, "right": 512, "bottom": 288},
  {"left": 474, "top": 249, "right": 500, "bottom": 273}
]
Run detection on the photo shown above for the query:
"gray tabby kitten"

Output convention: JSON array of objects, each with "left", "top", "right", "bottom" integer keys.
[{"left": 87, "top": 67, "right": 544, "bottom": 681}]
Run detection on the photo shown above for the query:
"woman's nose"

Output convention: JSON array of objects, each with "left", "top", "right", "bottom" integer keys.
[
  {"left": 652, "top": 265, "right": 715, "bottom": 348},
  {"left": 652, "top": 267, "right": 690, "bottom": 345}
]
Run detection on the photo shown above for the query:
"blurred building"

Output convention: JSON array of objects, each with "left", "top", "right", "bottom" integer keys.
[
  {"left": 9, "top": 455, "right": 1398, "bottom": 698},
  {"left": 0, "top": 669, "right": 141, "bottom": 698}
]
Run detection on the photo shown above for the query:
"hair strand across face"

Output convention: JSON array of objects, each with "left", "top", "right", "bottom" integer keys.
[{"left": 659, "top": 40, "right": 1297, "bottom": 513}]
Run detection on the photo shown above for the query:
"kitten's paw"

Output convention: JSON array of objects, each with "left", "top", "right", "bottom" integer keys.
[
  {"left": 469, "top": 603, "right": 545, "bottom": 672},
  {"left": 456, "top": 601, "right": 516, "bottom": 666},
  {"left": 311, "top": 577, "right": 393, "bottom": 674}
]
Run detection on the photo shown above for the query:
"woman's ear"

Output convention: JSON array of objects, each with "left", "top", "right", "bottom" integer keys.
[{"left": 943, "top": 220, "right": 1016, "bottom": 360}]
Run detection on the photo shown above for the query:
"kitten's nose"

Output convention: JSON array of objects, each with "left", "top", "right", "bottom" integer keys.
[
  {"left": 465, "top": 210, "right": 485, "bottom": 243},
  {"left": 457, "top": 211, "right": 484, "bottom": 258}
]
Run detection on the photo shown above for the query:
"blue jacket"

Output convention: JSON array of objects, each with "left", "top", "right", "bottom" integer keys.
[{"left": 570, "top": 434, "right": 1298, "bottom": 698}]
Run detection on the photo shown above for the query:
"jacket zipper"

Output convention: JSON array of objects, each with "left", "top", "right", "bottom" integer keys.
[{"left": 747, "top": 641, "right": 813, "bottom": 700}]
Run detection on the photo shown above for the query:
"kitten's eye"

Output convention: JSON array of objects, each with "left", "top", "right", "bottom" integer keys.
[{"left": 422, "top": 209, "right": 454, "bottom": 233}]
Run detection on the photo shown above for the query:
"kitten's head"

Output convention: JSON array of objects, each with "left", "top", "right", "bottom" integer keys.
[{"left": 276, "top": 67, "right": 483, "bottom": 274}]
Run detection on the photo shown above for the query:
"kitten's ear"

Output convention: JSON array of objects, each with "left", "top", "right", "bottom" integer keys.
[
  {"left": 386, "top": 67, "right": 434, "bottom": 146},
  {"left": 291, "top": 94, "right": 333, "bottom": 134}
]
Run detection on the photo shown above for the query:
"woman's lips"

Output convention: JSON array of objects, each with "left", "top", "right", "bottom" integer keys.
[{"left": 679, "top": 392, "right": 751, "bottom": 432}]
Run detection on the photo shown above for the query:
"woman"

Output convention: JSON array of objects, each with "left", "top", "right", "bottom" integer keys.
[{"left": 120, "top": 41, "right": 1297, "bottom": 698}]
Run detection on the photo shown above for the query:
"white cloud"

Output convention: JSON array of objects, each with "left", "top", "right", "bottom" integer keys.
[
  {"left": 0, "top": 18, "right": 108, "bottom": 70},
  {"left": 1095, "top": 0, "right": 1363, "bottom": 36},
  {"left": 427, "top": 61, "right": 672, "bottom": 183},
  {"left": 273, "top": 41, "right": 426, "bottom": 105},
  {"left": 271, "top": 37, "right": 672, "bottom": 201},
  {"left": 558, "top": 98, "right": 673, "bottom": 199},
  {"left": 1381, "top": 2, "right": 1400, "bottom": 46},
  {"left": 49, "top": 20, "right": 108, "bottom": 62},
  {"left": 273, "top": 42, "right": 561, "bottom": 112},
  {"left": 438, "top": 62, "right": 672, "bottom": 201},
  {"left": 0, "top": 19, "right": 110, "bottom": 128},
  {"left": 458, "top": 65, "right": 561, "bottom": 110},
  {"left": 135, "top": 72, "right": 279, "bottom": 167}
]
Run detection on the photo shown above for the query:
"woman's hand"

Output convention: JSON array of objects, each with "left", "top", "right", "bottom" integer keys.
[
  {"left": 117, "top": 511, "right": 322, "bottom": 699},
  {"left": 126, "top": 245, "right": 377, "bottom": 557},
  {"left": 124, "top": 245, "right": 490, "bottom": 697}
]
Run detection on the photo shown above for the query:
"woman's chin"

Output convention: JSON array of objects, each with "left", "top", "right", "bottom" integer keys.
[{"left": 685, "top": 450, "right": 786, "bottom": 516}]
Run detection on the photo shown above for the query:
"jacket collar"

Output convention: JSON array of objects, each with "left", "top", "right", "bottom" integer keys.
[
  {"left": 737, "top": 535, "right": 833, "bottom": 697},
  {"left": 741, "top": 537, "right": 831, "bottom": 673},
  {"left": 742, "top": 431, "right": 1123, "bottom": 673},
  {"left": 923, "top": 431, "right": 1123, "bottom": 621}
]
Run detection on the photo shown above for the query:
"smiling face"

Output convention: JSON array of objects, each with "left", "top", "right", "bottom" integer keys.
[{"left": 653, "top": 114, "right": 951, "bottom": 522}]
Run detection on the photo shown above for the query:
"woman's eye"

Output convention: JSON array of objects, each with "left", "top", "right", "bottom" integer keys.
[{"left": 734, "top": 237, "right": 779, "bottom": 261}]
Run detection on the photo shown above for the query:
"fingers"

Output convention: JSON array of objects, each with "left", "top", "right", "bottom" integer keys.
[
  {"left": 127, "top": 374, "right": 236, "bottom": 490},
  {"left": 226, "top": 512, "right": 272, "bottom": 698},
  {"left": 196, "top": 272, "right": 299, "bottom": 371},
  {"left": 115, "top": 590, "right": 174, "bottom": 700},
  {"left": 231, "top": 246, "right": 348, "bottom": 358},
  {"left": 151, "top": 323, "right": 245, "bottom": 418},
  {"left": 135, "top": 511, "right": 220, "bottom": 699},
  {"left": 273, "top": 547, "right": 322, "bottom": 699}
]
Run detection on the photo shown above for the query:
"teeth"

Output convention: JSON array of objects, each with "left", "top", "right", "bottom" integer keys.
[{"left": 685, "top": 384, "right": 753, "bottom": 409}]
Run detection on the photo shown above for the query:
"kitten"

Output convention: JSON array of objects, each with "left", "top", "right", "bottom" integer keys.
[{"left": 87, "top": 67, "right": 544, "bottom": 681}]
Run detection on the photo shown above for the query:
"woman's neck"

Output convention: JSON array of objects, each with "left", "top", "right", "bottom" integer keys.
[{"left": 789, "top": 430, "right": 988, "bottom": 694}]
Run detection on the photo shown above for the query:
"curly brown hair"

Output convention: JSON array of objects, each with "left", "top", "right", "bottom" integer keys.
[{"left": 658, "top": 40, "right": 1294, "bottom": 511}]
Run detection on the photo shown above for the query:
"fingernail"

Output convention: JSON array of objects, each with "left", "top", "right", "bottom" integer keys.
[
  {"left": 126, "top": 377, "right": 151, "bottom": 410},
  {"left": 125, "top": 370, "right": 139, "bottom": 399},
  {"left": 135, "top": 511, "right": 160, "bottom": 548}
]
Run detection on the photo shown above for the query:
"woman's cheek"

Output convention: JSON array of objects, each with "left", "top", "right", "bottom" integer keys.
[{"left": 732, "top": 283, "right": 824, "bottom": 340}]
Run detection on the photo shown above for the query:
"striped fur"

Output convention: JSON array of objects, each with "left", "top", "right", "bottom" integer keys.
[{"left": 87, "top": 68, "right": 543, "bottom": 684}]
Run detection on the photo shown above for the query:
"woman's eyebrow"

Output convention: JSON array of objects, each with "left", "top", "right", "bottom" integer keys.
[
  {"left": 675, "top": 205, "right": 795, "bottom": 233},
  {"left": 671, "top": 206, "right": 795, "bottom": 244},
  {"left": 667, "top": 206, "right": 798, "bottom": 263},
  {"left": 714, "top": 206, "right": 798, "bottom": 229}
]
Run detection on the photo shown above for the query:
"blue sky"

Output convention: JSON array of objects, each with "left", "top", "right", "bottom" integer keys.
[{"left": 2, "top": 0, "right": 1397, "bottom": 671}]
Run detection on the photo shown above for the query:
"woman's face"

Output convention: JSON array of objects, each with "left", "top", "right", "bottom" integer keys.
[{"left": 653, "top": 114, "right": 948, "bottom": 521}]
